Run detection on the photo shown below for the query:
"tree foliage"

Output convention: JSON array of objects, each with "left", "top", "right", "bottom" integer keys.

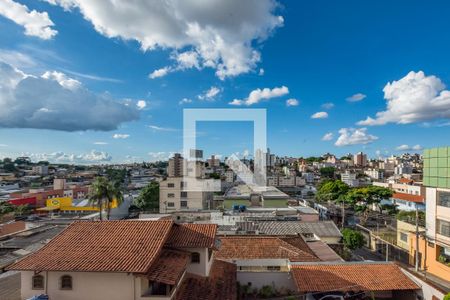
[
  {"left": 342, "top": 228, "right": 365, "bottom": 250},
  {"left": 88, "top": 176, "right": 124, "bottom": 220},
  {"left": 134, "top": 181, "right": 159, "bottom": 211},
  {"left": 316, "top": 180, "right": 350, "bottom": 202},
  {"left": 345, "top": 186, "right": 392, "bottom": 224},
  {"left": 319, "top": 166, "right": 336, "bottom": 179}
]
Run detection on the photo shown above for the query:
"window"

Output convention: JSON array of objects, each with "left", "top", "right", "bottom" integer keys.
[
  {"left": 191, "top": 252, "right": 200, "bottom": 263},
  {"left": 168, "top": 183, "right": 175, "bottom": 188},
  {"left": 180, "top": 191, "right": 188, "bottom": 198},
  {"left": 437, "top": 219, "right": 450, "bottom": 238},
  {"left": 180, "top": 201, "right": 187, "bottom": 208},
  {"left": 438, "top": 192, "right": 450, "bottom": 208},
  {"left": 60, "top": 275, "right": 72, "bottom": 290},
  {"left": 167, "top": 193, "right": 175, "bottom": 198},
  {"left": 32, "top": 275, "right": 44, "bottom": 290},
  {"left": 167, "top": 202, "right": 175, "bottom": 207},
  {"left": 267, "top": 266, "right": 281, "bottom": 271},
  {"left": 400, "top": 232, "right": 408, "bottom": 242}
]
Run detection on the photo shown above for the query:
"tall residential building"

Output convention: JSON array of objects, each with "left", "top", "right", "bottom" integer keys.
[
  {"left": 412, "top": 147, "right": 450, "bottom": 282},
  {"left": 207, "top": 155, "right": 220, "bottom": 168},
  {"left": 341, "top": 171, "right": 359, "bottom": 187},
  {"left": 168, "top": 153, "right": 184, "bottom": 177},
  {"left": 353, "top": 152, "right": 367, "bottom": 167}
]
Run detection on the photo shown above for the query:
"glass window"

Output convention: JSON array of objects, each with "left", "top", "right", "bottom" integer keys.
[
  {"left": 180, "top": 201, "right": 187, "bottom": 208},
  {"left": 180, "top": 191, "right": 188, "bottom": 198},
  {"left": 32, "top": 275, "right": 44, "bottom": 290},
  {"left": 167, "top": 193, "right": 175, "bottom": 198},
  {"left": 437, "top": 219, "right": 450, "bottom": 238},
  {"left": 400, "top": 232, "right": 408, "bottom": 242},
  {"left": 60, "top": 275, "right": 72, "bottom": 290},
  {"left": 437, "top": 192, "right": 450, "bottom": 208},
  {"left": 167, "top": 202, "right": 175, "bottom": 207},
  {"left": 191, "top": 252, "right": 200, "bottom": 263},
  {"left": 168, "top": 183, "right": 175, "bottom": 188},
  {"left": 267, "top": 266, "right": 281, "bottom": 271}
]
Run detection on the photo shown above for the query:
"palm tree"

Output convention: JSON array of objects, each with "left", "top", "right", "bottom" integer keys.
[{"left": 89, "top": 177, "right": 123, "bottom": 220}]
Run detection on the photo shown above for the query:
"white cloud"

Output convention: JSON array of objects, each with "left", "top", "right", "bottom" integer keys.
[
  {"left": 112, "top": 134, "right": 130, "bottom": 139},
  {"left": 94, "top": 141, "right": 108, "bottom": 145},
  {"left": 311, "top": 111, "right": 328, "bottom": 119},
  {"left": 229, "top": 86, "right": 289, "bottom": 106},
  {"left": 321, "top": 102, "right": 334, "bottom": 109},
  {"left": 198, "top": 86, "right": 221, "bottom": 101},
  {"left": 395, "top": 144, "right": 423, "bottom": 151},
  {"left": 321, "top": 132, "right": 333, "bottom": 141},
  {"left": 0, "top": 50, "right": 37, "bottom": 69},
  {"left": 335, "top": 127, "right": 378, "bottom": 147},
  {"left": 0, "top": 0, "right": 57, "bottom": 39},
  {"left": 0, "top": 61, "right": 139, "bottom": 131},
  {"left": 136, "top": 100, "right": 147, "bottom": 110},
  {"left": 259, "top": 68, "right": 265, "bottom": 76},
  {"left": 175, "top": 51, "right": 200, "bottom": 70},
  {"left": 179, "top": 98, "right": 192, "bottom": 105},
  {"left": 346, "top": 93, "right": 366, "bottom": 102},
  {"left": 42, "top": 71, "right": 81, "bottom": 90},
  {"left": 358, "top": 71, "right": 450, "bottom": 126},
  {"left": 26, "top": 150, "right": 112, "bottom": 164},
  {"left": 148, "top": 125, "right": 176, "bottom": 132},
  {"left": 149, "top": 67, "right": 171, "bottom": 79},
  {"left": 44, "top": 0, "right": 283, "bottom": 80},
  {"left": 286, "top": 98, "right": 299, "bottom": 107},
  {"left": 0, "top": 144, "right": 8, "bottom": 147},
  {"left": 148, "top": 151, "right": 175, "bottom": 162}
]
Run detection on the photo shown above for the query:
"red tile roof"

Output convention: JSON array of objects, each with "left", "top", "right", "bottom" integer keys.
[
  {"left": 399, "top": 178, "right": 414, "bottom": 184},
  {"left": 216, "top": 236, "right": 319, "bottom": 262},
  {"left": 291, "top": 263, "right": 419, "bottom": 292},
  {"left": 393, "top": 192, "right": 425, "bottom": 203},
  {"left": 176, "top": 259, "right": 237, "bottom": 300},
  {"left": 165, "top": 223, "right": 217, "bottom": 249},
  {"left": 144, "top": 249, "right": 190, "bottom": 285},
  {"left": 8, "top": 220, "right": 173, "bottom": 273}
]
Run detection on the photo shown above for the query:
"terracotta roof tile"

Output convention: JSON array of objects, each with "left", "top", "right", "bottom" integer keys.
[
  {"left": 165, "top": 223, "right": 217, "bottom": 248},
  {"left": 8, "top": 220, "right": 173, "bottom": 273},
  {"left": 175, "top": 259, "right": 236, "bottom": 300},
  {"left": 144, "top": 249, "right": 190, "bottom": 285},
  {"left": 393, "top": 192, "right": 425, "bottom": 203},
  {"left": 291, "top": 263, "right": 420, "bottom": 292},
  {"left": 216, "top": 236, "right": 319, "bottom": 262}
]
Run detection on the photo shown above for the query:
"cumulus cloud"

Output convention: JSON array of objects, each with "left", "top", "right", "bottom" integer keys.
[
  {"left": 0, "top": 0, "right": 57, "bottom": 39},
  {"left": 358, "top": 71, "right": 450, "bottom": 126},
  {"left": 395, "top": 144, "right": 423, "bottom": 151},
  {"left": 0, "top": 61, "right": 139, "bottom": 131},
  {"left": 112, "top": 134, "right": 129, "bottom": 139},
  {"left": 44, "top": 0, "right": 283, "bottom": 80},
  {"left": 26, "top": 150, "right": 112, "bottom": 164},
  {"left": 94, "top": 141, "right": 108, "bottom": 145},
  {"left": 335, "top": 128, "right": 378, "bottom": 147},
  {"left": 198, "top": 86, "right": 221, "bottom": 101},
  {"left": 149, "top": 67, "right": 171, "bottom": 79},
  {"left": 321, "top": 102, "right": 335, "bottom": 109},
  {"left": 229, "top": 86, "right": 288, "bottom": 106},
  {"left": 286, "top": 98, "right": 299, "bottom": 107},
  {"left": 148, "top": 151, "right": 175, "bottom": 162},
  {"left": 321, "top": 132, "right": 333, "bottom": 141},
  {"left": 136, "top": 100, "right": 147, "bottom": 110},
  {"left": 259, "top": 68, "right": 265, "bottom": 76},
  {"left": 179, "top": 98, "right": 192, "bottom": 105},
  {"left": 346, "top": 93, "right": 366, "bottom": 102},
  {"left": 311, "top": 111, "right": 328, "bottom": 119}
]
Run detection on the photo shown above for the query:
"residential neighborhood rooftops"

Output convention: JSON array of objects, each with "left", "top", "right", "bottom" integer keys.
[
  {"left": 256, "top": 220, "right": 342, "bottom": 238},
  {"left": 144, "top": 249, "right": 190, "bottom": 285},
  {"left": 216, "top": 236, "right": 319, "bottom": 262},
  {"left": 291, "top": 262, "right": 420, "bottom": 292},
  {"left": 165, "top": 223, "right": 217, "bottom": 249},
  {"left": 392, "top": 192, "right": 425, "bottom": 203}
]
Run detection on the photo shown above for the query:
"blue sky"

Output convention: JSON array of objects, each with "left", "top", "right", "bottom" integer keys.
[{"left": 1, "top": 0, "right": 450, "bottom": 163}]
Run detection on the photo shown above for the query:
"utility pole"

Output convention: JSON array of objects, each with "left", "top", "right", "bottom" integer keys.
[{"left": 415, "top": 205, "right": 420, "bottom": 272}]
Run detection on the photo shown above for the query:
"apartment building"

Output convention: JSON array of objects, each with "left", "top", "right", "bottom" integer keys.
[
  {"left": 168, "top": 153, "right": 185, "bottom": 177},
  {"left": 353, "top": 151, "right": 367, "bottom": 167},
  {"left": 411, "top": 147, "right": 450, "bottom": 282},
  {"left": 341, "top": 171, "right": 359, "bottom": 187}
]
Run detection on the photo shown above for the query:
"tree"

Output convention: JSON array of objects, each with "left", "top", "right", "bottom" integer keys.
[
  {"left": 0, "top": 202, "right": 15, "bottom": 216},
  {"left": 89, "top": 177, "right": 124, "bottom": 220},
  {"left": 316, "top": 180, "right": 350, "bottom": 202},
  {"left": 341, "top": 228, "right": 365, "bottom": 250},
  {"left": 14, "top": 204, "right": 31, "bottom": 216},
  {"left": 134, "top": 181, "right": 159, "bottom": 211},
  {"left": 2, "top": 157, "right": 16, "bottom": 172},
  {"left": 444, "top": 293, "right": 450, "bottom": 300},
  {"left": 346, "top": 186, "right": 393, "bottom": 225},
  {"left": 319, "top": 167, "right": 335, "bottom": 179}
]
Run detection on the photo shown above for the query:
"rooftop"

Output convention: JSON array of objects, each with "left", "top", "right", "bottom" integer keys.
[
  {"left": 216, "top": 236, "right": 319, "bottom": 262},
  {"left": 291, "top": 262, "right": 420, "bottom": 292},
  {"left": 392, "top": 192, "right": 425, "bottom": 203},
  {"left": 165, "top": 223, "right": 217, "bottom": 249}
]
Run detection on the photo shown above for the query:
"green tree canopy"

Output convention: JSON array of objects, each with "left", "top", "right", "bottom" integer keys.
[
  {"left": 316, "top": 180, "right": 350, "bottom": 202},
  {"left": 319, "top": 167, "right": 336, "bottom": 179},
  {"left": 342, "top": 228, "right": 365, "bottom": 250},
  {"left": 134, "top": 181, "right": 159, "bottom": 211},
  {"left": 346, "top": 186, "right": 393, "bottom": 224},
  {"left": 89, "top": 176, "right": 124, "bottom": 220}
]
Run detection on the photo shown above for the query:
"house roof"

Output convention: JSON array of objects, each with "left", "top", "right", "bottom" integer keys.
[
  {"left": 392, "top": 192, "right": 425, "bottom": 203},
  {"left": 306, "top": 241, "right": 344, "bottom": 262},
  {"left": 165, "top": 223, "right": 217, "bottom": 249},
  {"left": 175, "top": 259, "right": 237, "bottom": 300},
  {"left": 8, "top": 220, "right": 174, "bottom": 273},
  {"left": 144, "top": 249, "right": 190, "bottom": 285},
  {"left": 215, "top": 236, "right": 319, "bottom": 262},
  {"left": 255, "top": 221, "right": 342, "bottom": 238},
  {"left": 291, "top": 262, "right": 420, "bottom": 292}
]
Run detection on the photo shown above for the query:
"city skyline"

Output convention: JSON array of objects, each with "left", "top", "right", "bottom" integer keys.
[{"left": 1, "top": 0, "right": 450, "bottom": 163}]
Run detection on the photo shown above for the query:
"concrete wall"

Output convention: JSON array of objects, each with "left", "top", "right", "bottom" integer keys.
[
  {"left": 185, "top": 247, "right": 212, "bottom": 277},
  {"left": 401, "top": 268, "right": 445, "bottom": 300},
  {"left": 237, "top": 272, "right": 296, "bottom": 291}
]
